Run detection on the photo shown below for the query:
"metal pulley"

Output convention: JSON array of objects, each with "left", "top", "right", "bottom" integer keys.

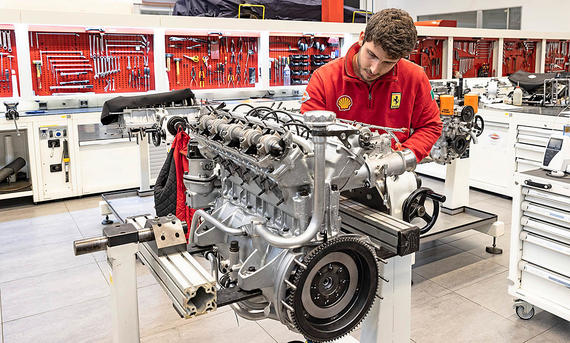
[
  {"left": 285, "top": 235, "right": 379, "bottom": 342},
  {"left": 460, "top": 105, "right": 475, "bottom": 122},
  {"left": 166, "top": 115, "right": 188, "bottom": 136},
  {"left": 451, "top": 136, "right": 469, "bottom": 156}
]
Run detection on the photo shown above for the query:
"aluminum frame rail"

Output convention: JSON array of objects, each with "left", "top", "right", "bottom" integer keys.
[{"left": 128, "top": 216, "right": 217, "bottom": 319}]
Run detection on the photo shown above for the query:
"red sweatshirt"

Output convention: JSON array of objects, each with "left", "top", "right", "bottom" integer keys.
[{"left": 300, "top": 42, "right": 442, "bottom": 162}]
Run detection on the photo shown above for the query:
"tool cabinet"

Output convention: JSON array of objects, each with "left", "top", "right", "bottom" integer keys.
[{"left": 509, "top": 169, "right": 570, "bottom": 321}]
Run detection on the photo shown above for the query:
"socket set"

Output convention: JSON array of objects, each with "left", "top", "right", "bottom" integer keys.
[
  {"left": 28, "top": 29, "right": 155, "bottom": 96},
  {"left": 452, "top": 38, "right": 496, "bottom": 78},
  {"left": 545, "top": 40, "right": 570, "bottom": 72},
  {"left": 502, "top": 39, "right": 538, "bottom": 76},
  {"left": 165, "top": 33, "right": 259, "bottom": 90},
  {"left": 269, "top": 35, "right": 341, "bottom": 86},
  {"left": 407, "top": 37, "right": 444, "bottom": 79},
  {"left": 0, "top": 26, "right": 20, "bottom": 97}
]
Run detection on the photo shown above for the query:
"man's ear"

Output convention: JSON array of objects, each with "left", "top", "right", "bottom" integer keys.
[{"left": 358, "top": 31, "right": 365, "bottom": 46}]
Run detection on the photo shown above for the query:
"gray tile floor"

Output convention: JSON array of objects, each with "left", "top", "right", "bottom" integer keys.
[{"left": 0, "top": 178, "right": 568, "bottom": 343}]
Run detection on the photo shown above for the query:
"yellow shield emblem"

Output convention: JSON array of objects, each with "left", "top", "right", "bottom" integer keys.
[
  {"left": 391, "top": 92, "right": 401, "bottom": 109},
  {"left": 336, "top": 95, "right": 353, "bottom": 111}
]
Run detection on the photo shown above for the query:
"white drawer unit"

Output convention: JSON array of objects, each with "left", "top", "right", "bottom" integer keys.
[
  {"left": 515, "top": 125, "right": 562, "bottom": 172},
  {"left": 521, "top": 232, "right": 570, "bottom": 276},
  {"left": 509, "top": 169, "right": 570, "bottom": 321},
  {"left": 517, "top": 126, "right": 559, "bottom": 147}
]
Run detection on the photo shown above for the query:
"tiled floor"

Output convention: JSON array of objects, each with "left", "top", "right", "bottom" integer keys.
[{"left": 0, "top": 178, "right": 568, "bottom": 343}]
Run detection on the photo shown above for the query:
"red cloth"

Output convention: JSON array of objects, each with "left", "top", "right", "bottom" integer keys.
[
  {"left": 300, "top": 42, "right": 442, "bottom": 162},
  {"left": 172, "top": 131, "right": 195, "bottom": 239}
]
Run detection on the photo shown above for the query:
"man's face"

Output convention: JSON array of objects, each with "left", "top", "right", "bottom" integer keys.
[{"left": 355, "top": 32, "right": 400, "bottom": 83}]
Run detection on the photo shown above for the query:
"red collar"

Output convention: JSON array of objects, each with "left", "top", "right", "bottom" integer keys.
[{"left": 344, "top": 42, "right": 398, "bottom": 82}]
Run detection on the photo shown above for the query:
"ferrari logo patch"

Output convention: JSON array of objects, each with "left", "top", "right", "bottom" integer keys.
[
  {"left": 336, "top": 95, "right": 353, "bottom": 111},
  {"left": 391, "top": 92, "right": 401, "bottom": 109},
  {"left": 301, "top": 91, "right": 311, "bottom": 103}
]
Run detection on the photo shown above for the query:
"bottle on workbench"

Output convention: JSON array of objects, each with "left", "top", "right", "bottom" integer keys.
[
  {"left": 283, "top": 59, "right": 291, "bottom": 86},
  {"left": 513, "top": 83, "right": 523, "bottom": 106}
]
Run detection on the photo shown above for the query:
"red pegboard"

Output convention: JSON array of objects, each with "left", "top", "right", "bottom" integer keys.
[
  {"left": 29, "top": 31, "right": 155, "bottom": 95},
  {"left": 408, "top": 37, "right": 444, "bottom": 79},
  {"left": 452, "top": 38, "right": 496, "bottom": 78},
  {"left": 0, "top": 28, "right": 20, "bottom": 97},
  {"left": 165, "top": 34, "right": 259, "bottom": 90},
  {"left": 502, "top": 39, "right": 538, "bottom": 76},
  {"left": 545, "top": 40, "right": 570, "bottom": 72},
  {"left": 269, "top": 35, "right": 341, "bottom": 86}
]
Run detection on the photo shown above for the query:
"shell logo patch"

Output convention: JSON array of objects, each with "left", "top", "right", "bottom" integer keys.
[
  {"left": 300, "top": 91, "right": 311, "bottom": 103},
  {"left": 391, "top": 92, "right": 401, "bottom": 109},
  {"left": 336, "top": 95, "right": 353, "bottom": 111}
]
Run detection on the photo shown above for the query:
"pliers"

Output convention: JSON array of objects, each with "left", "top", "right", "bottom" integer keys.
[
  {"left": 227, "top": 66, "right": 235, "bottom": 87},
  {"left": 190, "top": 66, "right": 197, "bottom": 87},
  {"left": 199, "top": 66, "right": 205, "bottom": 88}
]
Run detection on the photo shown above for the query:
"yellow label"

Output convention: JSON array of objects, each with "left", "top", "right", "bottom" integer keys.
[{"left": 391, "top": 92, "right": 401, "bottom": 109}]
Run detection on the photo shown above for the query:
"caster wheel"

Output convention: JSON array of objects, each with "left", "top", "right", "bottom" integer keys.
[{"left": 515, "top": 305, "right": 535, "bottom": 320}]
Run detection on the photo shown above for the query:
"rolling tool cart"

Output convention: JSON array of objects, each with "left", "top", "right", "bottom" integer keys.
[
  {"left": 509, "top": 168, "right": 570, "bottom": 321},
  {"left": 165, "top": 32, "right": 259, "bottom": 90},
  {"left": 28, "top": 26, "right": 155, "bottom": 95}
]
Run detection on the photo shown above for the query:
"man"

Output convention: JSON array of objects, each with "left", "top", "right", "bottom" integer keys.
[{"left": 300, "top": 8, "right": 442, "bottom": 162}]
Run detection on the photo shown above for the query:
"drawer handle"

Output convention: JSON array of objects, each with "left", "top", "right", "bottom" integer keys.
[{"left": 524, "top": 179, "right": 552, "bottom": 190}]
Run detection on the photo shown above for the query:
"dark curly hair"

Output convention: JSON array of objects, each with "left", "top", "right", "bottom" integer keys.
[{"left": 363, "top": 8, "right": 417, "bottom": 59}]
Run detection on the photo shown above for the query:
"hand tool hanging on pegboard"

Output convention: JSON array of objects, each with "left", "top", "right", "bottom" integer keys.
[{"left": 30, "top": 29, "right": 154, "bottom": 95}]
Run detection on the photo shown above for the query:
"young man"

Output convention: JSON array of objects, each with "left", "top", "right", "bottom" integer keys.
[{"left": 300, "top": 8, "right": 442, "bottom": 162}]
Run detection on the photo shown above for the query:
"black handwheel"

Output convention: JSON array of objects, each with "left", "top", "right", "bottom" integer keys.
[
  {"left": 402, "top": 187, "right": 446, "bottom": 235},
  {"left": 151, "top": 129, "right": 165, "bottom": 147},
  {"left": 460, "top": 105, "right": 475, "bottom": 122},
  {"left": 473, "top": 114, "right": 484, "bottom": 137}
]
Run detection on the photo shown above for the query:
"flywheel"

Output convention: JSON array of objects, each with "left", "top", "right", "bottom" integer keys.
[{"left": 286, "top": 235, "right": 379, "bottom": 342}]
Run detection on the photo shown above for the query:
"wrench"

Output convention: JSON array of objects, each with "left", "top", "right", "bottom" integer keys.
[
  {"left": 60, "top": 71, "right": 88, "bottom": 77},
  {"left": 7, "top": 31, "right": 11, "bottom": 52},
  {"left": 2, "top": 31, "right": 7, "bottom": 50},
  {"left": 60, "top": 80, "right": 89, "bottom": 85}
]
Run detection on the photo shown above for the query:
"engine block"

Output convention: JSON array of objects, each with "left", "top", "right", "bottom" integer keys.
[
  {"left": 430, "top": 105, "right": 484, "bottom": 164},
  {"left": 183, "top": 106, "right": 419, "bottom": 341}
]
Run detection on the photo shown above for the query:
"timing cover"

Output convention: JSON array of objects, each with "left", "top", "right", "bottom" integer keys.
[{"left": 286, "top": 235, "right": 379, "bottom": 342}]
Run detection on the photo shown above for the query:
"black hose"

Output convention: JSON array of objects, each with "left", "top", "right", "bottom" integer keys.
[
  {"left": 232, "top": 103, "right": 254, "bottom": 111},
  {"left": 282, "top": 123, "right": 310, "bottom": 139}
]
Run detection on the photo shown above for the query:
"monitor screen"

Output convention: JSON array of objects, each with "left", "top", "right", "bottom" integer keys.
[{"left": 547, "top": 138, "right": 563, "bottom": 150}]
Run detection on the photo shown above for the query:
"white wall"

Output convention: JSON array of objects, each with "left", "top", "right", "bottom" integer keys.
[
  {"left": 381, "top": 0, "right": 570, "bottom": 33},
  {"left": 0, "top": 0, "right": 134, "bottom": 15}
]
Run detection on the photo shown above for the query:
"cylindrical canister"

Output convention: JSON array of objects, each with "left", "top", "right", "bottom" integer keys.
[
  {"left": 439, "top": 95, "right": 454, "bottom": 115},
  {"left": 4, "top": 135, "right": 15, "bottom": 166}
]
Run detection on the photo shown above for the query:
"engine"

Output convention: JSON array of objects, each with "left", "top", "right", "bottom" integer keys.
[
  {"left": 184, "top": 106, "right": 419, "bottom": 342},
  {"left": 430, "top": 105, "right": 484, "bottom": 164}
]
